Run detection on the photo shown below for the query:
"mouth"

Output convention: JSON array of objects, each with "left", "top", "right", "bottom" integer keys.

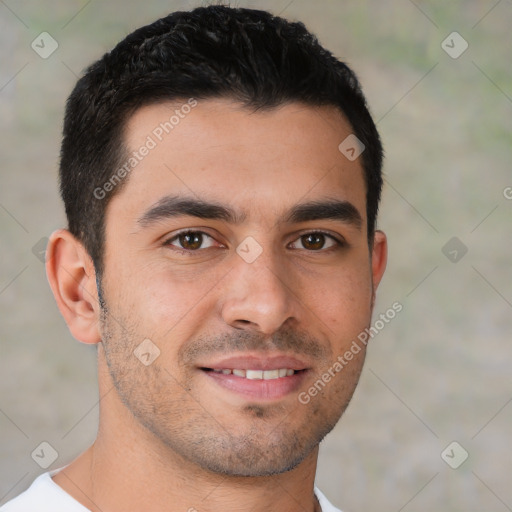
[
  {"left": 202, "top": 368, "right": 300, "bottom": 379},
  {"left": 198, "top": 354, "right": 310, "bottom": 401}
]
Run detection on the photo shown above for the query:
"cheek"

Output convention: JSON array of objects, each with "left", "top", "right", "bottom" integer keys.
[
  {"left": 113, "top": 261, "right": 225, "bottom": 343},
  {"left": 304, "top": 262, "right": 373, "bottom": 338}
]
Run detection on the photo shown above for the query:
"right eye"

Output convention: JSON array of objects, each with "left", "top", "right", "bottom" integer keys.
[{"left": 163, "top": 230, "right": 221, "bottom": 254}]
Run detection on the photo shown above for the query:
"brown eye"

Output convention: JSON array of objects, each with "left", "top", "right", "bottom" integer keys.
[
  {"left": 301, "top": 233, "right": 326, "bottom": 250},
  {"left": 165, "top": 231, "right": 217, "bottom": 252},
  {"left": 290, "top": 232, "right": 341, "bottom": 251},
  {"left": 178, "top": 232, "right": 203, "bottom": 250}
]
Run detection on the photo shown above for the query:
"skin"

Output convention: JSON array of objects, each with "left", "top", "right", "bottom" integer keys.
[{"left": 46, "top": 98, "right": 387, "bottom": 512}]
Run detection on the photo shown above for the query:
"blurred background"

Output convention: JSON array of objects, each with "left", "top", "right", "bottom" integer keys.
[{"left": 1, "top": 1, "right": 511, "bottom": 510}]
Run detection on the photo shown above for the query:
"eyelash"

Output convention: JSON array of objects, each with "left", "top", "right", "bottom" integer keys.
[{"left": 163, "top": 229, "right": 346, "bottom": 255}]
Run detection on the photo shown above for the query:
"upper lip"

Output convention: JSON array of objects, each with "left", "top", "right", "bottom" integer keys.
[{"left": 198, "top": 353, "right": 310, "bottom": 371}]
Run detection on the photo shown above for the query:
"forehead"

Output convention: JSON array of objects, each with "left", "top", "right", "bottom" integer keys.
[{"left": 110, "top": 98, "right": 366, "bottom": 225}]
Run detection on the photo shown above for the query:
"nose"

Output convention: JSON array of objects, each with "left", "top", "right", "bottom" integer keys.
[{"left": 219, "top": 248, "right": 300, "bottom": 335}]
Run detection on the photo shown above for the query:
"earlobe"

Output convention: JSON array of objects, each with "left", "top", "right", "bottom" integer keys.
[
  {"left": 46, "top": 229, "right": 102, "bottom": 345},
  {"left": 370, "top": 230, "right": 388, "bottom": 306}
]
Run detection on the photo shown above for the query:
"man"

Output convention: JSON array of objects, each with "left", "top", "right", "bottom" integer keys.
[{"left": 1, "top": 4, "right": 386, "bottom": 511}]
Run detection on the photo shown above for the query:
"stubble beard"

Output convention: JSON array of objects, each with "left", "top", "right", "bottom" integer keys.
[{"left": 98, "top": 300, "right": 365, "bottom": 477}]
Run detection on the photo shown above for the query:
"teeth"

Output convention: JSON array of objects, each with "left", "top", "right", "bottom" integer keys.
[
  {"left": 263, "top": 369, "right": 279, "bottom": 380},
  {"left": 211, "top": 368, "right": 296, "bottom": 380},
  {"left": 246, "top": 370, "right": 263, "bottom": 380}
]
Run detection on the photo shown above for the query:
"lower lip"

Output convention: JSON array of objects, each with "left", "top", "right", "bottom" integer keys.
[{"left": 202, "top": 370, "right": 308, "bottom": 401}]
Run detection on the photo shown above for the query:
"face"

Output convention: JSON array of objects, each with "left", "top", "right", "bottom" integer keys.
[{"left": 98, "top": 99, "right": 386, "bottom": 477}]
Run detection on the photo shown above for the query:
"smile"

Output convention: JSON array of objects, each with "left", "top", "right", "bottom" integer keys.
[
  {"left": 206, "top": 368, "right": 297, "bottom": 379},
  {"left": 201, "top": 367, "right": 308, "bottom": 401}
]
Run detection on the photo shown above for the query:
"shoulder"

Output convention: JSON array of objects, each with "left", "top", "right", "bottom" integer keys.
[
  {"left": 0, "top": 470, "right": 90, "bottom": 512},
  {"left": 314, "top": 486, "right": 343, "bottom": 512}
]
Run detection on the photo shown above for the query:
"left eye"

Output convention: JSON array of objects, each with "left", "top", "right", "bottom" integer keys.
[{"left": 288, "top": 232, "right": 340, "bottom": 251}]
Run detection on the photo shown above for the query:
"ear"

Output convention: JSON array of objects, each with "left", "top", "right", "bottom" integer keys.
[
  {"left": 46, "top": 229, "right": 102, "bottom": 344},
  {"left": 370, "top": 230, "right": 388, "bottom": 308}
]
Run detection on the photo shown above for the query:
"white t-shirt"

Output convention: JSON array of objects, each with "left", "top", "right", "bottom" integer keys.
[{"left": 0, "top": 468, "right": 342, "bottom": 512}]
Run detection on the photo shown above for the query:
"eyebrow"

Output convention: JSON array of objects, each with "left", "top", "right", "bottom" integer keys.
[{"left": 137, "top": 195, "right": 362, "bottom": 230}]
